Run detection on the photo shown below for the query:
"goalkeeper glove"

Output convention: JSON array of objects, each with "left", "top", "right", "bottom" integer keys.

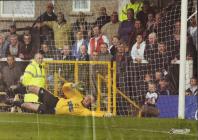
[{"left": 72, "top": 82, "right": 85, "bottom": 92}]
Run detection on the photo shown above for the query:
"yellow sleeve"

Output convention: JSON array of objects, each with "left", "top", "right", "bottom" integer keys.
[
  {"left": 80, "top": 109, "right": 106, "bottom": 117},
  {"left": 62, "top": 83, "right": 83, "bottom": 99},
  {"left": 65, "top": 24, "right": 72, "bottom": 45},
  {"left": 22, "top": 64, "right": 35, "bottom": 86},
  {"left": 43, "top": 21, "right": 54, "bottom": 29}
]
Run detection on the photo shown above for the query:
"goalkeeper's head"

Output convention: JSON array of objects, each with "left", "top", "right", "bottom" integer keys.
[{"left": 82, "top": 95, "right": 96, "bottom": 108}]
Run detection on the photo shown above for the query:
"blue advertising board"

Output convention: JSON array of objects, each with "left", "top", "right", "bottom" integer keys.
[{"left": 157, "top": 95, "right": 198, "bottom": 119}]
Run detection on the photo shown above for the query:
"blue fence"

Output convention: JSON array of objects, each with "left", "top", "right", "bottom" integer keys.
[{"left": 157, "top": 95, "right": 198, "bottom": 119}]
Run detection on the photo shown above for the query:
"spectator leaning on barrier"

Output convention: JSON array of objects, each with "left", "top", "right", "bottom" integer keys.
[
  {"left": 5, "top": 34, "right": 22, "bottom": 58},
  {"left": 21, "top": 52, "right": 45, "bottom": 103},
  {"left": 131, "top": 34, "right": 146, "bottom": 63},
  {"left": 19, "top": 33, "right": 38, "bottom": 60}
]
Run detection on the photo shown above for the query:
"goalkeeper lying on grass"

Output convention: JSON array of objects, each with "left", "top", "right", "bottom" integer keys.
[{"left": 5, "top": 82, "right": 112, "bottom": 117}]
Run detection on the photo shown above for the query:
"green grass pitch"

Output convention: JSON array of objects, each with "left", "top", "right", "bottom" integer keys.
[{"left": 0, "top": 113, "right": 197, "bottom": 140}]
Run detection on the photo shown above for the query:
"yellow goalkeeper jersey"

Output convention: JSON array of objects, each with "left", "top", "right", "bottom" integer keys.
[{"left": 54, "top": 83, "right": 105, "bottom": 117}]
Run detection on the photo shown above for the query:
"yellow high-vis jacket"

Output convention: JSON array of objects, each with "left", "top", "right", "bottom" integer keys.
[
  {"left": 119, "top": 2, "right": 143, "bottom": 21},
  {"left": 22, "top": 60, "right": 45, "bottom": 102}
]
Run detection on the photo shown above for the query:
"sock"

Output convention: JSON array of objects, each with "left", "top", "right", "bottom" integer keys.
[{"left": 38, "top": 88, "right": 46, "bottom": 102}]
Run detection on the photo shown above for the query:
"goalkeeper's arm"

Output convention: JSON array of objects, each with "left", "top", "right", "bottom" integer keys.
[{"left": 81, "top": 109, "right": 113, "bottom": 117}]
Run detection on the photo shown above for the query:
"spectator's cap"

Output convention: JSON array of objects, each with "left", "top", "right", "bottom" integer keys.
[{"left": 10, "top": 21, "right": 16, "bottom": 28}]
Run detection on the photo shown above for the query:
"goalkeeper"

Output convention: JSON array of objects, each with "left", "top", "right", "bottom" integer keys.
[{"left": 6, "top": 82, "right": 112, "bottom": 117}]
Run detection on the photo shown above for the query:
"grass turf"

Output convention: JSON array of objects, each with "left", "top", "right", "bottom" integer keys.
[{"left": 0, "top": 112, "right": 197, "bottom": 140}]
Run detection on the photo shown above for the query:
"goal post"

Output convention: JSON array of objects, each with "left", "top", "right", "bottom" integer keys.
[
  {"left": 44, "top": 60, "right": 142, "bottom": 116},
  {"left": 178, "top": 0, "right": 188, "bottom": 119}
]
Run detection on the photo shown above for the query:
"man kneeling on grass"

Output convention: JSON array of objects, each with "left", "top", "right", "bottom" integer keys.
[{"left": 5, "top": 82, "right": 112, "bottom": 117}]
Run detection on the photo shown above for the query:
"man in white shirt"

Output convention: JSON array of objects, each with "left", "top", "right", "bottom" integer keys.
[{"left": 131, "top": 34, "right": 145, "bottom": 63}]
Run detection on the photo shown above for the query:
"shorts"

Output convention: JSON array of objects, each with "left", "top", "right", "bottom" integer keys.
[{"left": 38, "top": 89, "right": 59, "bottom": 114}]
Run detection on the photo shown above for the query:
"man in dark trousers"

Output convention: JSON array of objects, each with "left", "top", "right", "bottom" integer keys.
[{"left": 31, "top": 1, "right": 57, "bottom": 48}]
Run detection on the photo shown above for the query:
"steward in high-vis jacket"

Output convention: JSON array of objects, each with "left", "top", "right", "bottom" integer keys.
[
  {"left": 22, "top": 52, "right": 45, "bottom": 102},
  {"left": 119, "top": 0, "right": 143, "bottom": 21}
]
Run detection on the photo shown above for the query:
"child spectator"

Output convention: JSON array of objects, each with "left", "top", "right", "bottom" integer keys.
[
  {"left": 140, "top": 81, "right": 160, "bottom": 117},
  {"left": 186, "top": 77, "right": 198, "bottom": 96}
]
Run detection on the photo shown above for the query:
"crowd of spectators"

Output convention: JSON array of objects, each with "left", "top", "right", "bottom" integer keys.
[{"left": 0, "top": 1, "right": 197, "bottom": 114}]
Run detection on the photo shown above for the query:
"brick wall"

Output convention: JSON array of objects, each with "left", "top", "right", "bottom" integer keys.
[{"left": 0, "top": 0, "right": 118, "bottom": 33}]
